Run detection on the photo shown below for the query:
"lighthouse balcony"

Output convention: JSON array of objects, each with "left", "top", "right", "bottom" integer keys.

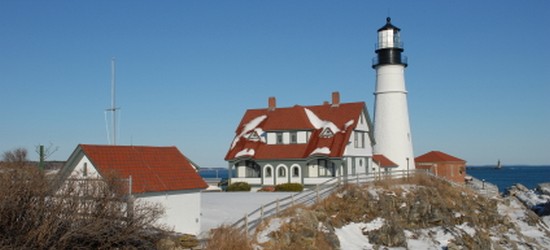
[{"left": 372, "top": 55, "right": 408, "bottom": 67}]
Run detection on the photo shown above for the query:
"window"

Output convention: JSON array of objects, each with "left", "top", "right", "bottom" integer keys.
[
  {"left": 245, "top": 160, "right": 261, "bottom": 177},
  {"left": 320, "top": 128, "right": 334, "bottom": 138},
  {"left": 318, "top": 159, "right": 335, "bottom": 177},
  {"left": 354, "top": 131, "right": 365, "bottom": 148},
  {"left": 276, "top": 132, "right": 283, "bottom": 144},
  {"left": 83, "top": 163, "right": 88, "bottom": 177},
  {"left": 278, "top": 167, "right": 286, "bottom": 177},
  {"left": 265, "top": 167, "right": 272, "bottom": 177},
  {"left": 248, "top": 132, "right": 260, "bottom": 141},
  {"left": 292, "top": 166, "right": 300, "bottom": 177},
  {"left": 290, "top": 131, "right": 297, "bottom": 144}
]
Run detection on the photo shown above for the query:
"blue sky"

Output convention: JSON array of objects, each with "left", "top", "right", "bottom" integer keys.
[{"left": 1, "top": 1, "right": 549, "bottom": 166}]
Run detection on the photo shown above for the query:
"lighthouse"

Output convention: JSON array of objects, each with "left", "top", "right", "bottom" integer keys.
[{"left": 372, "top": 17, "right": 415, "bottom": 171}]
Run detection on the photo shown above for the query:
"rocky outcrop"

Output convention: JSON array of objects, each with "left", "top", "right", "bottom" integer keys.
[
  {"left": 505, "top": 183, "right": 550, "bottom": 216},
  {"left": 253, "top": 176, "right": 550, "bottom": 249}
]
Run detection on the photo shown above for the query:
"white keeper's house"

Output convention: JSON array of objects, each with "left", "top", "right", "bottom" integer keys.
[
  {"left": 225, "top": 92, "right": 393, "bottom": 187},
  {"left": 57, "top": 144, "right": 208, "bottom": 235}
]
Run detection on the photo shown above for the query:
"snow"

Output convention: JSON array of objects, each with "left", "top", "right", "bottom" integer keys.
[
  {"left": 200, "top": 192, "right": 295, "bottom": 237},
  {"left": 231, "top": 115, "right": 267, "bottom": 149},
  {"left": 335, "top": 222, "right": 373, "bottom": 250},
  {"left": 515, "top": 189, "right": 549, "bottom": 208},
  {"left": 304, "top": 108, "right": 340, "bottom": 134},
  {"left": 235, "top": 148, "right": 255, "bottom": 158},
  {"left": 200, "top": 187, "right": 550, "bottom": 249},
  {"left": 256, "top": 217, "right": 290, "bottom": 244},
  {"left": 344, "top": 119, "right": 355, "bottom": 130},
  {"left": 309, "top": 147, "right": 330, "bottom": 156}
]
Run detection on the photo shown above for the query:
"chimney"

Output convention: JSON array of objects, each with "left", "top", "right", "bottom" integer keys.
[
  {"left": 268, "top": 96, "right": 276, "bottom": 111},
  {"left": 331, "top": 91, "right": 340, "bottom": 107}
]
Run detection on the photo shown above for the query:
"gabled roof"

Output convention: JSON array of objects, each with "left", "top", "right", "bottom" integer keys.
[
  {"left": 225, "top": 101, "right": 372, "bottom": 161},
  {"left": 65, "top": 144, "right": 207, "bottom": 194},
  {"left": 415, "top": 151, "right": 466, "bottom": 163},
  {"left": 373, "top": 154, "right": 398, "bottom": 168}
]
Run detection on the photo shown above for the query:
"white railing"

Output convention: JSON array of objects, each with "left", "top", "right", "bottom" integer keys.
[{"left": 231, "top": 170, "right": 416, "bottom": 234}]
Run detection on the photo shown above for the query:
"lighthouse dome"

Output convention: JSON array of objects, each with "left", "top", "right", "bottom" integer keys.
[{"left": 378, "top": 17, "right": 401, "bottom": 32}]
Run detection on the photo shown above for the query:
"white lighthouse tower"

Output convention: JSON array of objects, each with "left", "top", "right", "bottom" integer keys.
[{"left": 372, "top": 17, "right": 415, "bottom": 171}]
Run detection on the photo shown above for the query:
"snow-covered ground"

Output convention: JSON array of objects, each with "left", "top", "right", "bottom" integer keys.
[
  {"left": 200, "top": 189, "right": 550, "bottom": 249},
  {"left": 200, "top": 192, "right": 294, "bottom": 237}
]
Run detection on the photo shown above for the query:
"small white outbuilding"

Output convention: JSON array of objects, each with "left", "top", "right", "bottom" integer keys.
[{"left": 58, "top": 144, "right": 208, "bottom": 235}]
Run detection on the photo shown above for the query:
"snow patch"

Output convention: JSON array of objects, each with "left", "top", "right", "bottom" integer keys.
[
  {"left": 231, "top": 115, "right": 267, "bottom": 149},
  {"left": 309, "top": 147, "right": 331, "bottom": 156},
  {"left": 335, "top": 222, "right": 373, "bottom": 250},
  {"left": 304, "top": 108, "right": 340, "bottom": 134},
  {"left": 344, "top": 119, "right": 355, "bottom": 130},
  {"left": 235, "top": 148, "right": 255, "bottom": 158},
  {"left": 256, "top": 217, "right": 290, "bottom": 244}
]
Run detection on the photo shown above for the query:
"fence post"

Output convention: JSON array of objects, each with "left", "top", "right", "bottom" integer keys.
[
  {"left": 244, "top": 213, "right": 249, "bottom": 234},
  {"left": 316, "top": 184, "right": 320, "bottom": 203},
  {"left": 260, "top": 205, "right": 264, "bottom": 221}
]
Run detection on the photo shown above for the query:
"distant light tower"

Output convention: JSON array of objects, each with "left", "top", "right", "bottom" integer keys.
[{"left": 372, "top": 17, "right": 415, "bottom": 171}]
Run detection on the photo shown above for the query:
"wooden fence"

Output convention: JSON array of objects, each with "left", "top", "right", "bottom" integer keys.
[{"left": 231, "top": 170, "right": 418, "bottom": 234}]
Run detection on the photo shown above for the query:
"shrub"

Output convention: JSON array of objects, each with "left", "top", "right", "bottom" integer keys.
[
  {"left": 204, "top": 225, "right": 252, "bottom": 250},
  {"left": 275, "top": 183, "right": 303, "bottom": 192},
  {"left": 227, "top": 182, "right": 251, "bottom": 192},
  {"left": 0, "top": 165, "right": 166, "bottom": 249}
]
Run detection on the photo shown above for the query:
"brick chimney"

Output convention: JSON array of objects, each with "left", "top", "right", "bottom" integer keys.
[
  {"left": 331, "top": 91, "right": 340, "bottom": 107},
  {"left": 268, "top": 97, "right": 276, "bottom": 111}
]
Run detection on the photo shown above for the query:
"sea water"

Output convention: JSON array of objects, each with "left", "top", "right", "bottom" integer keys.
[
  {"left": 467, "top": 166, "right": 550, "bottom": 191},
  {"left": 198, "top": 166, "right": 550, "bottom": 192}
]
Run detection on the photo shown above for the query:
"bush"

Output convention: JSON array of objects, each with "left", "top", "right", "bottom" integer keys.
[
  {"left": 0, "top": 165, "right": 166, "bottom": 249},
  {"left": 204, "top": 225, "right": 252, "bottom": 250},
  {"left": 275, "top": 183, "right": 303, "bottom": 192},
  {"left": 226, "top": 182, "right": 251, "bottom": 192}
]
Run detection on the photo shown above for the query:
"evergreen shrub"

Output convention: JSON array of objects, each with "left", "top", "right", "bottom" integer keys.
[
  {"left": 275, "top": 183, "right": 303, "bottom": 192},
  {"left": 226, "top": 182, "right": 251, "bottom": 192}
]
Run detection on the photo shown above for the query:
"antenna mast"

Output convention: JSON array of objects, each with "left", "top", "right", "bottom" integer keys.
[{"left": 106, "top": 57, "right": 119, "bottom": 145}]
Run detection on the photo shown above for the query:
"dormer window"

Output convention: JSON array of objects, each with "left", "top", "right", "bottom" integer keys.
[
  {"left": 248, "top": 131, "right": 260, "bottom": 141},
  {"left": 276, "top": 132, "right": 283, "bottom": 144},
  {"left": 290, "top": 131, "right": 297, "bottom": 144},
  {"left": 320, "top": 128, "right": 334, "bottom": 138}
]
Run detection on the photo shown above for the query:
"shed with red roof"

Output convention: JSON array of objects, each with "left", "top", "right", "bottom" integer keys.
[
  {"left": 59, "top": 144, "right": 207, "bottom": 235},
  {"left": 415, "top": 150, "right": 467, "bottom": 184}
]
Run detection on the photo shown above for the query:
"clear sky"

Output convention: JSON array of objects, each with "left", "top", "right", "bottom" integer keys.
[{"left": 1, "top": 0, "right": 549, "bottom": 166}]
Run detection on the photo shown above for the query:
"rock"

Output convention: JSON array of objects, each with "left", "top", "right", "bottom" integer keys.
[
  {"left": 367, "top": 221, "right": 406, "bottom": 247},
  {"left": 536, "top": 183, "right": 550, "bottom": 196},
  {"left": 532, "top": 202, "right": 550, "bottom": 217}
]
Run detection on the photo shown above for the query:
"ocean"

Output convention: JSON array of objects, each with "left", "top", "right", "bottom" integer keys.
[
  {"left": 199, "top": 168, "right": 229, "bottom": 179},
  {"left": 198, "top": 166, "right": 550, "bottom": 192},
  {"left": 466, "top": 166, "right": 550, "bottom": 191}
]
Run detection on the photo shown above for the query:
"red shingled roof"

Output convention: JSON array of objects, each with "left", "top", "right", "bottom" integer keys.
[
  {"left": 225, "top": 102, "right": 367, "bottom": 160},
  {"left": 372, "top": 154, "right": 398, "bottom": 168},
  {"left": 415, "top": 151, "right": 466, "bottom": 163},
  {"left": 79, "top": 144, "right": 207, "bottom": 194}
]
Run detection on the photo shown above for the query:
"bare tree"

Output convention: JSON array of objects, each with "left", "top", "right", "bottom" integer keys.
[{"left": 1, "top": 148, "right": 28, "bottom": 167}]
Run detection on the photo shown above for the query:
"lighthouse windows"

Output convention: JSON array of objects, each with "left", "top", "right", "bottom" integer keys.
[{"left": 378, "top": 30, "right": 402, "bottom": 49}]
